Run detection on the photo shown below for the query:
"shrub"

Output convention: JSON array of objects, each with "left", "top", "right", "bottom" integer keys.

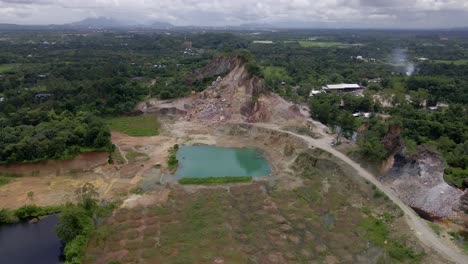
[
  {"left": 245, "top": 62, "right": 263, "bottom": 77},
  {"left": 56, "top": 205, "right": 94, "bottom": 243},
  {"left": 167, "top": 144, "right": 179, "bottom": 171},
  {"left": 0, "top": 209, "right": 18, "bottom": 224},
  {"left": 1, "top": 205, "right": 62, "bottom": 224},
  {"left": 14, "top": 205, "right": 42, "bottom": 220},
  {"left": 129, "top": 187, "right": 143, "bottom": 195},
  {"left": 429, "top": 223, "right": 442, "bottom": 235},
  {"left": 64, "top": 235, "right": 88, "bottom": 264},
  {"left": 388, "top": 241, "right": 424, "bottom": 262},
  {"left": 0, "top": 176, "right": 13, "bottom": 186},
  {"left": 373, "top": 189, "right": 385, "bottom": 199}
]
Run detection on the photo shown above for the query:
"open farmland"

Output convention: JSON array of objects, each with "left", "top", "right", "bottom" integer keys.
[{"left": 298, "top": 40, "right": 355, "bottom": 48}]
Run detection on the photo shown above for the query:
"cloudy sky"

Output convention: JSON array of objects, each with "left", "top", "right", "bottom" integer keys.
[{"left": 1, "top": 0, "right": 468, "bottom": 28}]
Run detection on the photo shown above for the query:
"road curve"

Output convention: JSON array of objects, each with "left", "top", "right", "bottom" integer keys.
[{"left": 250, "top": 122, "right": 468, "bottom": 264}]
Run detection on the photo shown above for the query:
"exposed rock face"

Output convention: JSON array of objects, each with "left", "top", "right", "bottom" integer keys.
[
  {"left": 381, "top": 149, "right": 463, "bottom": 219},
  {"left": 382, "top": 125, "right": 404, "bottom": 156},
  {"left": 137, "top": 55, "right": 304, "bottom": 125},
  {"left": 460, "top": 191, "right": 468, "bottom": 214},
  {"left": 193, "top": 56, "right": 237, "bottom": 82},
  {"left": 183, "top": 55, "right": 302, "bottom": 124}
]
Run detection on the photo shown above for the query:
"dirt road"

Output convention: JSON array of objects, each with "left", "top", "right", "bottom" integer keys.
[{"left": 251, "top": 122, "right": 467, "bottom": 264}]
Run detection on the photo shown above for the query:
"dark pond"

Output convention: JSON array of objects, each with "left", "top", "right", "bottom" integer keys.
[{"left": 0, "top": 214, "right": 63, "bottom": 264}]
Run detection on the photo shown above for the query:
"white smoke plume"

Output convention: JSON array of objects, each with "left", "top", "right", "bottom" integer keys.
[{"left": 391, "top": 48, "right": 415, "bottom": 76}]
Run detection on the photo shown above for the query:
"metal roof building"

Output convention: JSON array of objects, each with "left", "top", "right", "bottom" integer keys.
[{"left": 322, "top": 83, "right": 361, "bottom": 91}]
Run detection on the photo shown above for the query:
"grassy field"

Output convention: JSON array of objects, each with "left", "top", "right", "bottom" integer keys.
[
  {"left": 298, "top": 40, "right": 353, "bottom": 48},
  {"left": 433, "top": 59, "right": 468, "bottom": 65},
  {"left": 107, "top": 115, "right": 160, "bottom": 137},
  {"left": 0, "top": 64, "right": 17, "bottom": 73}
]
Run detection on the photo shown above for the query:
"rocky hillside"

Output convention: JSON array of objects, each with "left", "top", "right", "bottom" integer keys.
[
  {"left": 381, "top": 148, "right": 464, "bottom": 220},
  {"left": 376, "top": 125, "right": 467, "bottom": 222},
  {"left": 142, "top": 55, "right": 303, "bottom": 125}
]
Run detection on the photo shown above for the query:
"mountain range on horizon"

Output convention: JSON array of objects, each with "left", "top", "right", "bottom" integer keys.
[
  {"left": 1, "top": 17, "right": 468, "bottom": 31},
  {"left": 0, "top": 17, "right": 175, "bottom": 30}
]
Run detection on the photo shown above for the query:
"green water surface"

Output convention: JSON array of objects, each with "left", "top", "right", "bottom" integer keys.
[{"left": 175, "top": 146, "right": 271, "bottom": 178}]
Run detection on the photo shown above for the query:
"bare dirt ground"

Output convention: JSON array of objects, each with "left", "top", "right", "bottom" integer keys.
[
  {"left": 0, "top": 132, "right": 176, "bottom": 208},
  {"left": 0, "top": 152, "right": 108, "bottom": 177}
]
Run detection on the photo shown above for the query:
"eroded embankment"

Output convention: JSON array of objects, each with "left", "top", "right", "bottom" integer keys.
[{"left": 0, "top": 152, "right": 109, "bottom": 177}]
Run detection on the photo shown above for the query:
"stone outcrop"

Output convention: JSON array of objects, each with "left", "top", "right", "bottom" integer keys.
[
  {"left": 382, "top": 125, "right": 404, "bottom": 156},
  {"left": 192, "top": 56, "right": 238, "bottom": 82},
  {"left": 460, "top": 191, "right": 468, "bottom": 214},
  {"left": 138, "top": 55, "right": 303, "bottom": 125},
  {"left": 381, "top": 148, "right": 463, "bottom": 219}
]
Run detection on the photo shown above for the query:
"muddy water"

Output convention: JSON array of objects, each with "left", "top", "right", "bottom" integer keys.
[
  {"left": 175, "top": 146, "right": 271, "bottom": 178},
  {"left": 0, "top": 214, "right": 63, "bottom": 264}
]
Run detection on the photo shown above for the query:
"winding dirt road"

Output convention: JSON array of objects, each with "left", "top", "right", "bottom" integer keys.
[{"left": 251, "top": 122, "right": 468, "bottom": 264}]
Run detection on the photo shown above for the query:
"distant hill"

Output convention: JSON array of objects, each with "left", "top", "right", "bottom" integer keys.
[
  {"left": 0, "top": 23, "right": 48, "bottom": 30},
  {"left": 65, "top": 17, "right": 174, "bottom": 29},
  {"left": 149, "top": 21, "right": 174, "bottom": 29},
  {"left": 236, "top": 23, "right": 276, "bottom": 30},
  {"left": 66, "top": 17, "right": 130, "bottom": 29},
  {"left": 0, "top": 23, "right": 24, "bottom": 30}
]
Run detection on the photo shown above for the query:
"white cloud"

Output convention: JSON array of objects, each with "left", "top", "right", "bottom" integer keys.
[{"left": 0, "top": 0, "right": 467, "bottom": 28}]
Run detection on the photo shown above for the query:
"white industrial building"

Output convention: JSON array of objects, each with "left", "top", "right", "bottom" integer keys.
[{"left": 321, "top": 83, "right": 362, "bottom": 91}]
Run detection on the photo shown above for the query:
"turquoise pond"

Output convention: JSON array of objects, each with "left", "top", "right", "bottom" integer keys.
[{"left": 175, "top": 146, "right": 271, "bottom": 178}]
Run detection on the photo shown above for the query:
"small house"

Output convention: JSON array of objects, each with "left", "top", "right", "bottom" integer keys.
[{"left": 309, "top": 89, "right": 324, "bottom": 97}]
